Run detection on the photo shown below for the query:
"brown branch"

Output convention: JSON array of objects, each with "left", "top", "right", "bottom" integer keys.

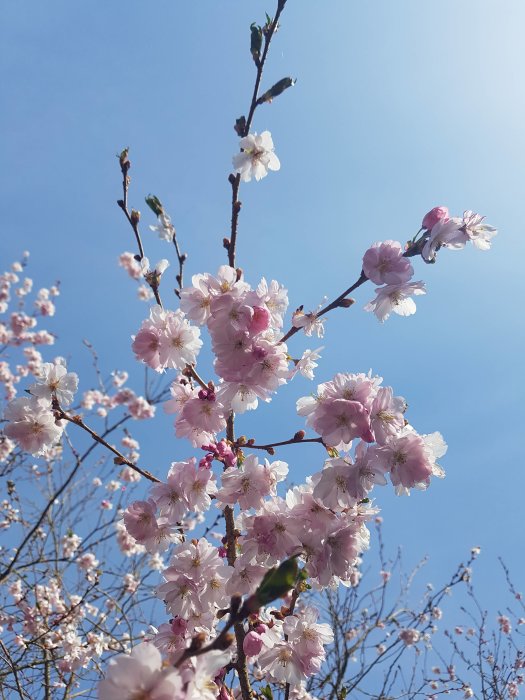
[
  {"left": 280, "top": 271, "right": 367, "bottom": 344},
  {"left": 55, "top": 406, "right": 160, "bottom": 483},
  {"left": 235, "top": 435, "right": 325, "bottom": 455}
]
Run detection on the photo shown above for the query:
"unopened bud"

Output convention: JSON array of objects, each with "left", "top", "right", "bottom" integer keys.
[
  {"left": 130, "top": 209, "right": 140, "bottom": 225},
  {"left": 338, "top": 298, "right": 355, "bottom": 308},
  {"left": 118, "top": 148, "right": 130, "bottom": 171},
  {"left": 223, "top": 237, "right": 230, "bottom": 250},
  {"left": 235, "top": 268, "right": 243, "bottom": 282},
  {"left": 293, "top": 430, "right": 305, "bottom": 441},
  {"left": 234, "top": 116, "right": 247, "bottom": 137},
  {"left": 267, "top": 447, "right": 275, "bottom": 456},
  {"left": 113, "top": 456, "right": 125, "bottom": 465}
]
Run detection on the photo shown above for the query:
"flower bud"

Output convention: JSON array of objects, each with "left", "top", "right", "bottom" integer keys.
[
  {"left": 243, "top": 630, "right": 264, "bottom": 657},
  {"left": 421, "top": 206, "right": 449, "bottom": 230}
]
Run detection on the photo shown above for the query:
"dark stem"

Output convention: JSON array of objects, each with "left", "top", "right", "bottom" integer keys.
[
  {"left": 172, "top": 233, "right": 186, "bottom": 298},
  {"left": 280, "top": 270, "right": 367, "bottom": 344},
  {"left": 56, "top": 406, "right": 160, "bottom": 483},
  {"left": 236, "top": 436, "right": 324, "bottom": 454}
]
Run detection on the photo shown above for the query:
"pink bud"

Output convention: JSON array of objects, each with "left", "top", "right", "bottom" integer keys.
[
  {"left": 422, "top": 206, "right": 449, "bottom": 230},
  {"left": 243, "top": 630, "right": 264, "bottom": 657}
]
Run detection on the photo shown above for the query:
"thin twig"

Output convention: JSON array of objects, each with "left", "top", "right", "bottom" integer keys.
[{"left": 227, "top": 0, "right": 288, "bottom": 268}]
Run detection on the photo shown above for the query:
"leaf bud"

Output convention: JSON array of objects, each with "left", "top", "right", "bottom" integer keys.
[
  {"left": 257, "top": 77, "right": 296, "bottom": 105},
  {"left": 250, "top": 23, "right": 263, "bottom": 65},
  {"left": 338, "top": 297, "right": 355, "bottom": 308},
  {"left": 118, "top": 148, "right": 130, "bottom": 171},
  {"left": 145, "top": 194, "right": 164, "bottom": 217},
  {"left": 234, "top": 115, "right": 247, "bottom": 137}
]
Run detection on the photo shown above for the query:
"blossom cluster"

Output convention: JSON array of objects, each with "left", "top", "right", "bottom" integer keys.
[
  {"left": 298, "top": 371, "right": 446, "bottom": 495},
  {"left": 362, "top": 206, "right": 497, "bottom": 322}
]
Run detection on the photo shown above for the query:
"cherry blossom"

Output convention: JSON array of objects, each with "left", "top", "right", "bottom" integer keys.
[
  {"left": 3, "top": 396, "right": 63, "bottom": 456},
  {"left": 29, "top": 361, "right": 78, "bottom": 406},
  {"left": 98, "top": 642, "right": 183, "bottom": 700},
  {"left": 364, "top": 280, "right": 426, "bottom": 322},
  {"left": 460, "top": 210, "right": 498, "bottom": 251},
  {"left": 362, "top": 240, "right": 414, "bottom": 285},
  {"left": 233, "top": 131, "right": 280, "bottom": 182}
]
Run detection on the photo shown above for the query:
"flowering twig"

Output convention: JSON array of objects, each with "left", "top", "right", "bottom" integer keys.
[
  {"left": 226, "top": 0, "right": 288, "bottom": 268},
  {"left": 116, "top": 149, "right": 163, "bottom": 306},
  {"left": 279, "top": 233, "right": 432, "bottom": 344}
]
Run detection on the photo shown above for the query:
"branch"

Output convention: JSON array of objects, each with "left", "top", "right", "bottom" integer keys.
[
  {"left": 116, "top": 149, "right": 163, "bottom": 306},
  {"left": 226, "top": 0, "right": 288, "bottom": 268},
  {"left": 55, "top": 404, "right": 160, "bottom": 483}
]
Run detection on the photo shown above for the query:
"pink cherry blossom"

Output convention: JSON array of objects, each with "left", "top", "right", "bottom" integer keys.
[
  {"left": 98, "top": 642, "right": 183, "bottom": 700},
  {"left": 362, "top": 240, "right": 414, "bottom": 285},
  {"left": 4, "top": 396, "right": 64, "bottom": 456},
  {"left": 399, "top": 628, "right": 421, "bottom": 646}
]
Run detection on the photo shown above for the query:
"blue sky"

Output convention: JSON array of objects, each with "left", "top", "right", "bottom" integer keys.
[{"left": 1, "top": 0, "right": 524, "bottom": 620}]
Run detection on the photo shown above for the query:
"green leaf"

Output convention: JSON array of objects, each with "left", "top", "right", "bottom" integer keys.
[
  {"left": 261, "top": 685, "right": 274, "bottom": 700},
  {"left": 145, "top": 194, "right": 164, "bottom": 217},
  {"left": 255, "top": 557, "right": 298, "bottom": 606},
  {"left": 257, "top": 77, "right": 296, "bottom": 105}
]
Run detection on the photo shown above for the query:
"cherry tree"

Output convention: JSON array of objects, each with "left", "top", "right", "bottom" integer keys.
[{"left": 1, "top": 2, "right": 517, "bottom": 700}]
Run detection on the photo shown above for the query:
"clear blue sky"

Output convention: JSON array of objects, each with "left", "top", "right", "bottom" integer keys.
[{"left": 1, "top": 0, "right": 524, "bottom": 612}]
